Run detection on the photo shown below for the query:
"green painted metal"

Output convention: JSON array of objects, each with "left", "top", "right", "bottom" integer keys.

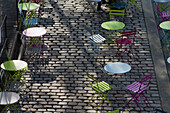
[
  {"left": 101, "top": 21, "right": 125, "bottom": 30},
  {"left": 160, "top": 21, "right": 170, "bottom": 30},
  {"left": 18, "top": 2, "right": 40, "bottom": 11}
]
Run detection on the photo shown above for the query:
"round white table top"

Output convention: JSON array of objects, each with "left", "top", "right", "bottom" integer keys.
[
  {"left": 0, "top": 92, "right": 20, "bottom": 105},
  {"left": 1, "top": 60, "right": 28, "bottom": 71},
  {"left": 167, "top": 57, "right": 170, "bottom": 63},
  {"left": 23, "top": 27, "right": 47, "bottom": 37},
  {"left": 154, "top": 0, "right": 170, "bottom": 3},
  {"left": 104, "top": 62, "right": 131, "bottom": 74},
  {"left": 18, "top": 3, "right": 40, "bottom": 11}
]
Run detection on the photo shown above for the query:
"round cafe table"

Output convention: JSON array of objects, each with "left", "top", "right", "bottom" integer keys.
[
  {"left": 18, "top": 2, "right": 40, "bottom": 11},
  {"left": 154, "top": 0, "right": 170, "bottom": 3},
  {"left": 0, "top": 92, "right": 20, "bottom": 105},
  {"left": 101, "top": 21, "right": 125, "bottom": 31},
  {"left": 104, "top": 62, "right": 131, "bottom": 74},
  {"left": 167, "top": 57, "right": 170, "bottom": 63},
  {"left": 0, "top": 92, "right": 20, "bottom": 112},
  {"left": 104, "top": 62, "right": 131, "bottom": 89},
  {"left": 159, "top": 21, "right": 170, "bottom": 46},
  {"left": 1, "top": 60, "right": 28, "bottom": 86},
  {"left": 1, "top": 60, "right": 28, "bottom": 71},
  {"left": 23, "top": 27, "right": 47, "bottom": 53},
  {"left": 101, "top": 21, "right": 125, "bottom": 42}
]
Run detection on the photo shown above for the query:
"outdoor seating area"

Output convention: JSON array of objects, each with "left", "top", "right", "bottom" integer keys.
[{"left": 0, "top": 0, "right": 169, "bottom": 112}]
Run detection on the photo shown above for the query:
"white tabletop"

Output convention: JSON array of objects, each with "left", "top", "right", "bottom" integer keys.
[
  {"left": 154, "top": 0, "right": 170, "bottom": 3},
  {"left": 104, "top": 62, "right": 131, "bottom": 74},
  {"left": 0, "top": 92, "right": 20, "bottom": 105},
  {"left": 167, "top": 57, "right": 170, "bottom": 63},
  {"left": 1, "top": 60, "right": 28, "bottom": 71},
  {"left": 23, "top": 27, "right": 47, "bottom": 37},
  {"left": 18, "top": 3, "right": 40, "bottom": 11}
]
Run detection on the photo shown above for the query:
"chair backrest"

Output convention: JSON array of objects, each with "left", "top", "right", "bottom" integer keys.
[
  {"left": 140, "top": 73, "right": 153, "bottom": 90},
  {"left": 83, "top": 25, "right": 95, "bottom": 43},
  {"left": 155, "top": 2, "right": 169, "bottom": 19},
  {"left": 86, "top": 72, "right": 102, "bottom": 92},
  {"left": 121, "top": 30, "right": 136, "bottom": 42},
  {"left": 18, "top": 6, "right": 25, "bottom": 23},
  {"left": 109, "top": 9, "right": 125, "bottom": 20}
]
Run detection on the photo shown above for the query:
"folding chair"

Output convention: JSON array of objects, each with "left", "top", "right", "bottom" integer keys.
[
  {"left": 18, "top": 5, "right": 38, "bottom": 28},
  {"left": 115, "top": 30, "right": 136, "bottom": 59},
  {"left": 83, "top": 25, "right": 106, "bottom": 59},
  {"left": 154, "top": 2, "right": 170, "bottom": 31},
  {"left": 86, "top": 72, "right": 113, "bottom": 110},
  {"left": 109, "top": 9, "right": 125, "bottom": 21},
  {"left": 84, "top": 0, "right": 102, "bottom": 11},
  {"left": 124, "top": 73, "right": 153, "bottom": 111}
]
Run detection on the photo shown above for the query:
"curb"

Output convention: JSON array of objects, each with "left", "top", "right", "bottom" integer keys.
[{"left": 142, "top": 0, "right": 170, "bottom": 111}]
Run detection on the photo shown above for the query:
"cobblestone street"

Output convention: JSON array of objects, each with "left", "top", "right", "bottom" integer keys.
[{"left": 13, "top": 0, "right": 168, "bottom": 112}]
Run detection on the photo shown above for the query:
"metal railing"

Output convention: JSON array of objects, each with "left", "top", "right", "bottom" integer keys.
[{"left": 0, "top": 14, "right": 8, "bottom": 80}]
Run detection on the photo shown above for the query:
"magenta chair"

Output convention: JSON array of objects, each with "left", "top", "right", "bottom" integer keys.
[
  {"left": 124, "top": 73, "right": 153, "bottom": 111},
  {"left": 115, "top": 30, "right": 136, "bottom": 59},
  {"left": 155, "top": 2, "right": 170, "bottom": 30}
]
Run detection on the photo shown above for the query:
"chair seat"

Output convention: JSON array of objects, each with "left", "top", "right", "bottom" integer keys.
[
  {"left": 125, "top": 81, "right": 148, "bottom": 93},
  {"left": 89, "top": 34, "right": 106, "bottom": 43},
  {"left": 162, "top": 11, "right": 170, "bottom": 18},
  {"left": 94, "top": 81, "right": 113, "bottom": 92},
  {"left": 115, "top": 38, "right": 132, "bottom": 45}
]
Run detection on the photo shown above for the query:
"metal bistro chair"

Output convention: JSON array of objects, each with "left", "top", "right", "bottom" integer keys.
[
  {"left": 115, "top": 30, "right": 136, "bottom": 59},
  {"left": 18, "top": 5, "right": 38, "bottom": 28},
  {"left": 109, "top": 9, "right": 125, "bottom": 21},
  {"left": 86, "top": 72, "right": 113, "bottom": 110},
  {"left": 83, "top": 25, "right": 106, "bottom": 59},
  {"left": 124, "top": 73, "right": 153, "bottom": 111},
  {"left": 154, "top": 2, "right": 170, "bottom": 31}
]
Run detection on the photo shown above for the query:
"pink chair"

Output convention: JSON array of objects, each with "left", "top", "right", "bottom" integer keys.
[
  {"left": 124, "top": 73, "right": 153, "bottom": 111},
  {"left": 155, "top": 2, "right": 170, "bottom": 30},
  {"left": 115, "top": 30, "right": 136, "bottom": 59}
]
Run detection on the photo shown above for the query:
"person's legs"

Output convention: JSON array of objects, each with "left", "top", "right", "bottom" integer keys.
[{"left": 97, "top": 2, "right": 102, "bottom": 11}]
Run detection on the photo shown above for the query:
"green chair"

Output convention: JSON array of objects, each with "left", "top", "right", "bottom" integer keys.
[
  {"left": 86, "top": 72, "right": 113, "bottom": 110},
  {"left": 108, "top": 109, "right": 119, "bottom": 113},
  {"left": 109, "top": 9, "right": 125, "bottom": 21}
]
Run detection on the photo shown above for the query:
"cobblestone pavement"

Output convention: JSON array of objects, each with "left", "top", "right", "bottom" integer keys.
[{"left": 18, "top": 0, "right": 162, "bottom": 112}]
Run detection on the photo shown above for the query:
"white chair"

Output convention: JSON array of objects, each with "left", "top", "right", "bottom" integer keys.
[{"left": 83, "top": 25, "right": 106, "bottom": 59}]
